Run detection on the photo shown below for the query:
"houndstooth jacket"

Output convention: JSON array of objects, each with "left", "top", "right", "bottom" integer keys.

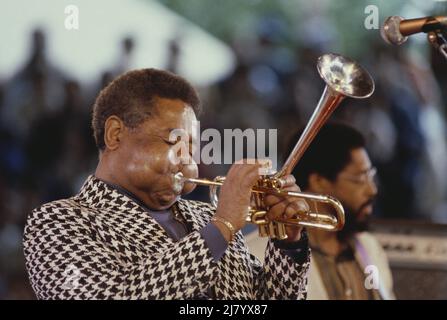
[{"left": 23, "top": 175, "right": 310, "bottom": 300}]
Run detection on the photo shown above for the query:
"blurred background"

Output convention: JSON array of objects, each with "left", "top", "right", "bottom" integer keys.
[{"left": 1, "top": 0, "right": 447, "bottom": 299}]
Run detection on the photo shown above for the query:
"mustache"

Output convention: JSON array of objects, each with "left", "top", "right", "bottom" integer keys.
[{"left": 357, "top": 198, "right": 375, "bottom": 213}]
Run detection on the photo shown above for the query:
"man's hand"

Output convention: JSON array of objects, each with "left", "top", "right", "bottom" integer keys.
[
  {"left": 264, "top": 175, "right": 308, "bottom": 242},
  {"left": 214, "top": 159, "right": 308, "bottom": 243},
  {"left": 214, "top": 159, "right": 262, "bottom": 241}
]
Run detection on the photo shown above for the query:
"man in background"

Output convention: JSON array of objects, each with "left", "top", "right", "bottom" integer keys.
[{"left": 288, "top": 122, "right": 395, "bottom": 300}]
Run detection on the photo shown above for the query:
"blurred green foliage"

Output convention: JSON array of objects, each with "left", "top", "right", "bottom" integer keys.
[{"left": 157, "top": 0, "right": 447, "bottom": 56}]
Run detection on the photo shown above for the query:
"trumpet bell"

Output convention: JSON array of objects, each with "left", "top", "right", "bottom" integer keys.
[{"left": 317, "top": 53, "right": 375, "bottom": 99}]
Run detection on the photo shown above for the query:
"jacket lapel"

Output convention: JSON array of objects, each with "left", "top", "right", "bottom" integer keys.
[
  {"left": 176, "top": 199, "right": 211, "bottom": 232},
  {"left": 76, "top": 176, "right": 175, "bottom": 261}
]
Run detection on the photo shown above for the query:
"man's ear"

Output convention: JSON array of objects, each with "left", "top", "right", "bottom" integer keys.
[
  {"left": 104, "top": 116, "right": 125, "bottom": 151},
  {"left": 308, "top": 173, "right": 333, "bottom": 193}
]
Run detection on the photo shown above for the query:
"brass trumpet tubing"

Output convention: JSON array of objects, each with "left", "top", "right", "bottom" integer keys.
[
  {"left": 278, "top": 87, "right": 344, "bottom": 177},
  {"left": 183, "top": 177, "right": 222, "bottom": 187},
  {"left": 180, "top": 175, "right": 341, "bottom": 204},
  {"left": 177, "top": 173, "right": 345, "bottom": 232}
]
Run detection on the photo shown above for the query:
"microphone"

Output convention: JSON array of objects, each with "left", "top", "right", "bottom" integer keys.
[{"left": 381, "top": 15, "right": 447, "bottom": 45}]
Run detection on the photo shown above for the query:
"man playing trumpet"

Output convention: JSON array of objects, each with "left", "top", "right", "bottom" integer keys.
[{"left": 23, "top": 69, "right": 310, "bottom": 299}]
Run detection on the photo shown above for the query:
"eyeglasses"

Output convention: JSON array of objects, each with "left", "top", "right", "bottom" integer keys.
[{"left": 338, "top": 167, "right": 377, "bottom": 186}]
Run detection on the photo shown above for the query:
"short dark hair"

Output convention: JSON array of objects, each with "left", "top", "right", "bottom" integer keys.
[
  {"left": 286, "top": 122, "right": 365, "bottom": 190},
  {"left": 92, "top": 68, "right": 201, "bottom": 150}
]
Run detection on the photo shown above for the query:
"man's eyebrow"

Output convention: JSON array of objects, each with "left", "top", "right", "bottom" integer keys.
[
  {"left": 167, "top": 128, "right": 192, "bottom": 136},
  {"left": 355, "top": 166, "right": 373, "bottom": 174},
  {"left": 166, "top": 128, "right": 186, "bottom": 132},
  {"left": 164, "top": 128, "right": 192, "bottom": 141}
]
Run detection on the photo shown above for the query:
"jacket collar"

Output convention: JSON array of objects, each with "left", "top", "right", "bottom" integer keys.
[{"left": 74, "top": 175, "right": 205, "bottom": 232}]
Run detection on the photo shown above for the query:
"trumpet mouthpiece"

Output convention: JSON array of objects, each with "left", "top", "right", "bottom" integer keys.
[{"left": 173, "top": 172, "right": 185, "bottom": 194}]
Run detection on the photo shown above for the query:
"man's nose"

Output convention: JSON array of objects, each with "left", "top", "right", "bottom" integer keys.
[
  {"left": 174, "top": 140, "right": 192, "bottom": 162},
  {"left": 365, "top": 179, "right": 378, "bottom": 197}
]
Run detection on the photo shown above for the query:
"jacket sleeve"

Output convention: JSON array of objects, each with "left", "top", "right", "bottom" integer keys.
[
  {"left": 23, "top": 204, "right": 220, "bottom": 300},
  {"left": 249, "top": 237, "right": 310, "bottom": 300}
]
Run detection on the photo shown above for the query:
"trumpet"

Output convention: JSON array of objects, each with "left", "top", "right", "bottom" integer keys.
[{"left": 175, "top": 53, "right": 375, "bottom": 240}]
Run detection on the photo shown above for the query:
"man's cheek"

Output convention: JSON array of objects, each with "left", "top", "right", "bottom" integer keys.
[
  {"left": 167, "top": 148, "right": 180, "bottom": 167},
  {"left": 180, "top": 162, "right": 198, "bottom": 195},
  {"left": 136, "top": 146, "right": 174, "bottom": 174},
  {"left": 168, "top": 141, "right": 192, "bottom": 167}
]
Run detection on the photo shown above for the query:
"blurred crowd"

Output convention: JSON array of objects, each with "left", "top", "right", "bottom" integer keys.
[{"left": 1, "top": 22, "right": 447, "bottom": 298}]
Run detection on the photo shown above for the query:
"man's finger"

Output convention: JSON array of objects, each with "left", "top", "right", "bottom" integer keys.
[
  {"left": 264, "top": 184, "right": 301, "bottom": 206},
  {"left": 267, "top": 201, "right": 288, "bottom": 221},
  {"left": 277, "top": 175, "right": 297, "bottom": 188},
  {"left": 264, "top": 194, "right": 283, "bottom": 206}
]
